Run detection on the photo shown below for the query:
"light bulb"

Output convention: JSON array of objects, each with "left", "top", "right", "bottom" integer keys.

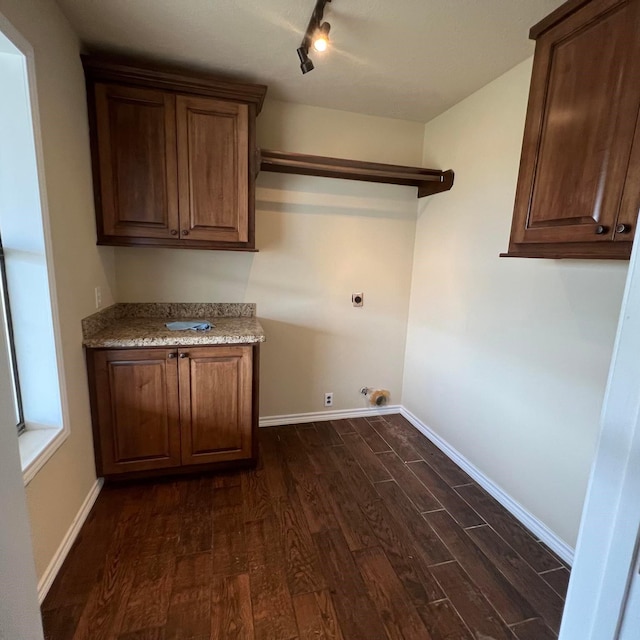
[
  {"left": 312, "top": 22, "right": 330, "bottom": 53},
  {"left": 313, "top": 37, "right": 328, "bottom": 52}
]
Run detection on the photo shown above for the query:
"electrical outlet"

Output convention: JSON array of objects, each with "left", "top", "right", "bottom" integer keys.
[
  {"left": 324, "top": 392, "right": 333, "bottom": 407},
  {"left": 94, "top": 286, "right": 102, "bottom": 309},
  {"left": 352, "top": 292, "right": 364, "bottom": 307}
]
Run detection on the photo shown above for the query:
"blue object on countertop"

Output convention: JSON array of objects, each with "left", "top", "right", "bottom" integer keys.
[{"left": 165, "top": 321, "right": 212, "bottom": 331}]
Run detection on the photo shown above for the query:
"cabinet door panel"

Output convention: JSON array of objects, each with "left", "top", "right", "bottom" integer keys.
[
  {"left": 176, "top": 96, "right": 249, "bottom": 243},
  {"left": 95, "top": 84, "right": 179, "bottom": 238},
  {"left": 616, "top": 108, "right": 640, "bottom": 243},
  {"left": 93, "top": 349, "right": 181, "bottom": 474},
  {"left": 512, "top": 0, "right": 640, "bottom": 245},
  {"left": 179, "top": 346, "right": 252, "bottom": 465}
]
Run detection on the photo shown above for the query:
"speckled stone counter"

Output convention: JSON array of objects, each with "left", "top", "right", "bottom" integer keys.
[{"left": 82, "top": 303, "right": 265, "bottom": 348}]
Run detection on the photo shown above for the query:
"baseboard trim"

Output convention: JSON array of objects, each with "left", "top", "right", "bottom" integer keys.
[
  {"left": 259, "top": 405, "right": 402, "bottom": 428},
  {"left": 259, "top": 404, "right": 574, "bottom": 563},
  {"left": 37, "top": 477, "right": 103, "bottom": 603},
  {"left": 34, "top": 408, "right": 571, "bottom": 602},
  {"left": 400, "top": 407, "right": 574, "bottom": 566}
]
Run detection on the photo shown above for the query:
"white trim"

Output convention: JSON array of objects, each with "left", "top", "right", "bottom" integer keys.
[
  {"left": 559, "top": 234, "right": 640, "bottom": 640},
  {"left": 259, "top": 405, "right": 574, "bottom": 563},
  {"left": 259, "top": 405, "right": 402, "bottom": 427},
  {"left": 401, "top": 406, "right": 574, "bottom": 566},
  {"left": 32, "top": 409, "right": 575, "bottom": 604},
  {"left": 20, "top": 426, "right": 68, "bottom": 486},
  {"left": 24, "top": 26, "right": 73, "bottom": 468},
  {"left": 259, "top": 404, "right": 574, "bottom": 564},
  {"left": 0, "top": 11, "right": 73, "bottom": 484},
  {"left": 0, "top": 9, "right": 30, "bottom": 51},
  {"left": 37, "top": 478, "right": 103, "bottom": 604}
]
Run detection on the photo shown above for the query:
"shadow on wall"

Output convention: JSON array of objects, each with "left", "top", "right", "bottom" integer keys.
[
  {"left": 256, "top": 172, "right": 419, "bottom": 221},
  {"left": 258, "top": 318, "right": 332, "bottom": 417},
  {"left": 114, "top": 247, "right": 256, "bottom": 303}
]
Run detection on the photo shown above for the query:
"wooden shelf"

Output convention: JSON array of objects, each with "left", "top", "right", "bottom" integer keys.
[{"left": 259, "top": 149, "right": 454, "bottom": 198}]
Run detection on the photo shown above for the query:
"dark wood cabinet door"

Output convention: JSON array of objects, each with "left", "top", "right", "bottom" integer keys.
[
  {"left": 508, "top": 0, "right": 640, "bottom": 256},
  {"left": 91, "top": 348, "right": 181, "bottom": 475},
  {"left": 94, "top": 84, "right": 179, "bottom": 239},
  {"left": 616, "top": 111, "right": 640, "bottom": 244},
  {"left": 176, "top": 96, "right": 249, "bottom": 243},
  {"left": 178, "top": 346, "right": 253, "bottom": 465}
]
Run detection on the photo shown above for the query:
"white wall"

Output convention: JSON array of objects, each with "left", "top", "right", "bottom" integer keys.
[
  {"left": 402, "top": 58, "right": 628, "bottom": 547},
  {"left": 0, "top": 0, "right": 116, "bottom": 582},
  {"left": 115, "top": 100, "right": 423, "bottom": 416}
]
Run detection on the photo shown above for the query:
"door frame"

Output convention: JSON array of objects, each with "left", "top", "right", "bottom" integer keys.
[{"left": 559, "top": 234, "right": 640, "bottom": 638}]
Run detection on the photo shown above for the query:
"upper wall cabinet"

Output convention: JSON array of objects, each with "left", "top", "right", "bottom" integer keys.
[
  {"left": 503, "top": 0, "right": 640, "bottom": 259},
  {"left": 83, "top": 56, "right": 267, "bottom": 251}
]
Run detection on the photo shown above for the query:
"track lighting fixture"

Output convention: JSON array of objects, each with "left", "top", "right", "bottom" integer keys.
[
  {"left": 312, "top": 22, "right": 331, "bottom": 52},
  {"left": 297, "top": 0, "right": 332, "bottom": 74},
  {"left": 297, "top": 46, "right": 314, "bottom": 74}
]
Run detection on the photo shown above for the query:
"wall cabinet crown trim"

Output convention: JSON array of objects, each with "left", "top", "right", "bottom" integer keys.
[
  {"left": 529, "top": 0, "right": 593, "bottom": 38},
  {"left": 82, "top": 54, "right": 268, "bottom": 112}
]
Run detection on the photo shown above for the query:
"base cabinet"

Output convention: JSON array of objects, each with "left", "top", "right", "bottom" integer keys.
[
  {"left": 87, "top": 344, "right": 258, "bottom": 479},
  {"left": 178, "top": 346, "right": 253, "bottom": 465}
]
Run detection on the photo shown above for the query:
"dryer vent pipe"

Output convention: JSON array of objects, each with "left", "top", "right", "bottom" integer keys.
[{"left": 360, "top": 387, "right": 390, "bottom": 407}]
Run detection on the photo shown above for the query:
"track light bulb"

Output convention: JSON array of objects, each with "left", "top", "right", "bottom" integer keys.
[
  {"left": 312, "top": 22, "right": 331, "bottom": 52},
  {"left": 313, "top": 37, "right": 327, "bottom": 52}
]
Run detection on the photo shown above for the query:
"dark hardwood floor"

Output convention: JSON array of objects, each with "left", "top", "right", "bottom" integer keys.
[{"left": 41, "top": 414, "right": 569, "bottom": 639}]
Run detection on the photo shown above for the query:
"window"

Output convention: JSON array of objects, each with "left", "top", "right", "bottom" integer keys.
[
  {"left": 0, "top": 233, "right": 24, "bottom": 434},
  {"left": 0, "top": 22, "right": 68, "bottom": 482}
]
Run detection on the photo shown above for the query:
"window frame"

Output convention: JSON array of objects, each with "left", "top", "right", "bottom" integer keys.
[{"left": 0, "top": 233, "right": 25, "bottom": 434}]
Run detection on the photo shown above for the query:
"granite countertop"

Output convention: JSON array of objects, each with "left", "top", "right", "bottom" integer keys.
[{"left": 82, "top": 303, "right": 266, "bottom": 348}]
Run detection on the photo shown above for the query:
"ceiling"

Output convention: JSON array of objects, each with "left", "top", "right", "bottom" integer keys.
[{"left": 55, "top": 0, "right": 565, "bottom": 123}]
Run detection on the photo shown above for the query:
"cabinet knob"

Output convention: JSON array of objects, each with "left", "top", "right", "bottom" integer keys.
[
  {"left": 167, "top": 352, "right": 177, "bottom": 359},
  {"left": 170, "top": 229, "right": 178, "bottom": 236},
  {"left": 179, "top": 353, "right": 189, "bottom": 359},
  {"left": 595, "top": 225, "right": 608, "bottom": 235},
  {"left": 616, "top": 223, "right": 632, "bottom": 234},
  {"left": 181, "top": 229, "right": 189, "bottom": 236}
]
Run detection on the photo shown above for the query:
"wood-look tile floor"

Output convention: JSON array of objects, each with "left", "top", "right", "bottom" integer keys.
[{"left": 42, "top": 414, "right": 570, "bottom": 640}]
